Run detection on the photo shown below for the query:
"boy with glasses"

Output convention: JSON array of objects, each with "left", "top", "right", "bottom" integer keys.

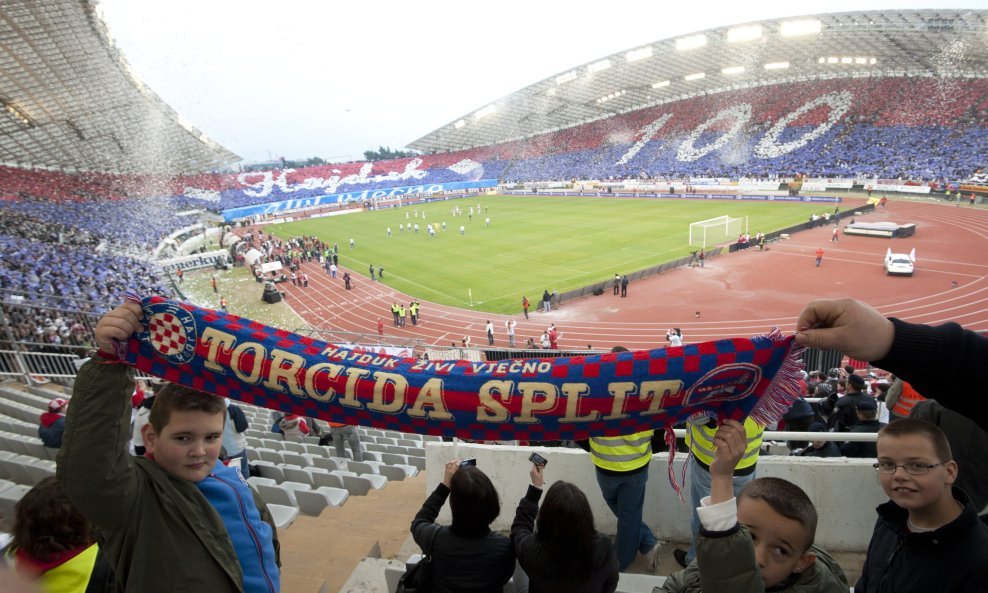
[{"left": 857, "top": 419, "right": 988, "bottom": 592}]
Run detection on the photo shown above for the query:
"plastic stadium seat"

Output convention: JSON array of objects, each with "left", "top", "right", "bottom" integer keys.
[
  {"left": 347, "top": 461, "right": 380, "bottom": 475},
  {"left": 379, "top": 464, "right": 415, "bottom": 481},
  {"left": 421, "top": 434, "right": 442, "bottom": 443},
  {"left": 310, "top": 471, "right": 345, "bottom": 490},
  {"left": 396, "top": 439, "right": 419, "bottom": 447},
  {"left": 361, "top": 451, "right": 383, "bottom": 463},
  {"left": 282, "top": 441, "right": 305, "bottom": 454},
  {"left": 22, "top": 460, "right": 55, "bottom": 485},
  {"left": 281, "top": 466, "right": 314, "bottom": 486},
  {"left": 256, "top": 448, "right": 284, "bottom": 464},
  {"left": 339, "top": 474, "right": 373, "bottom": 496},
  {"left": 406, "top": 447, "right": 426, "bottom": 458},
  {"left": 384, "top": 445, "right": 408, "bottom": 455},
  {"left": 376, "top": 437, "right": 397, "bottom": 446},
  {"left": 364, "top": 443, "right": 388, "bottom": 454},
  {"left": 359, "top": 474, "right": 388, "bottom": 490},
  {"left": 407, "top": 457, "right": 426, "bottom": 471},
  {"left": 0, "top": 483, "right": 31, "bottom": 521},
  {"left": 261, "top": 438, "right": 283, "bottom": 450},
  {"left": 266, "top": 503, "right": 299, "bottom": 530},
  {"left": 246, "top": 449, "right": 261, "bottom": 462},
  {"left": 0, "top": 455, "right": 40, "bottom": 485},
  {"left": 306, "top": 456, "right": 342, "bottom": 472},
  {"left": 295, "top": 487, "right": 349, "bottom": 516},
  {"left": 247, "top": 476, "right": 277, "bottom": 491},
  {"left": 302, "top": 444, "right": 330, "bottom": 457},
  {"left": 256, "top": 464, "right": 286, "bottom": 483},
  {"left": 381, "top": 453, "right": 408, "bottom": 466},
  {"left": 256, "top": 484, "right": 297, "bottom": 507},
  {"left": 281, "top": 452, "right": 309, "bottom": 467},
  {"left": 280, "top": 481, "right": 312, "bottom": 499}
]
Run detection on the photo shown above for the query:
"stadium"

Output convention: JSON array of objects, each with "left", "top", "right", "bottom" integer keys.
[{"left": 0, "top": 2, "right": 986, "bottom": 592}]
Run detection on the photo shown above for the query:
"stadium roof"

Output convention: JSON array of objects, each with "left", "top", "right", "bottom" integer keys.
[
  {"left": 408, "top": 9, "right": 988, "bottom": 153},
  {"left": 0, "top": 0, "right": 238, "bottom": 174}
]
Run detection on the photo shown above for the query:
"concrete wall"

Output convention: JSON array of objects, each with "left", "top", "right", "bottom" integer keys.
[{"left": 424, "top": 442, "right": 886, "bottom": 553}]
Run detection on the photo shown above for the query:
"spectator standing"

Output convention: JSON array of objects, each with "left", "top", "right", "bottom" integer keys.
[
  {"left": 522, "top": 296, "right": 530, "bottom": 320},
  {"left": 410, "top": 301, "right": 420, "bottom": 325},
  {"left": 667, "top": 328, "right": 683, "bottom": 347},
  {"left": 330, "top": 263, "right": 337, "bottom": 279},
  {"left": 176, "top": 268, "right": 184, "bottom": 284},
  {"left": 211, "top": 276, "right": 218, "bottom": 293},
  {"left": 542, "top": 290, "right": 551, "bottom": 313},
  {"left": 221, "top": 398, "right": 250, "bottom": 477},
  {"left": 378, "top": 319, "right": 385, "bottom": 339},
  {"left": 578, "top": 427, "right": 662, "bottom": 571},
  {"left": 620, "top": 275, "right": 629, "bottom": 297},
  {"left": 831, "top": 227, "right": 839, "bottom": 243},
  {"left": 325, "top": 422, "right": 363, "bottom": 462},
  {"left": 486, "top": 320, "right": 495, "bottom": 346},
  {"left": 506, "top": 319, "right": 517, "bottom": 348},
  {"left": 547, "top": 324, "right": 559, "bottom": 349},
  {"left": 815, "top": 248, "right": 824, "bottom": 267},
  {"left": 343, "top": 272, "right": 352, "bottom": 290},
  {"left": 613, "top": 274, "right": 621, "bottom": 295},
  {"left": 826, "top": 374, "right": 873, "bottom": 432}
]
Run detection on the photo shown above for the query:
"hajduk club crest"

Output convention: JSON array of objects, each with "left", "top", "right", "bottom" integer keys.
[{"left": 140, "top": 300, "right": 198, "bottom": 364}]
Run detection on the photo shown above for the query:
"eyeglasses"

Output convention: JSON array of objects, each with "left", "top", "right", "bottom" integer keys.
[{"left": 873, "top": 461, "right": 942, "bottom": 475}]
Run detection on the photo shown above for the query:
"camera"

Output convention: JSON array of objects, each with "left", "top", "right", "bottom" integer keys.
[
  {"left": 528, "top": 452, "right": 548, "bottom": 467},
  {"left": 460, "top": 458, "right": 477, "bottom": 467}
]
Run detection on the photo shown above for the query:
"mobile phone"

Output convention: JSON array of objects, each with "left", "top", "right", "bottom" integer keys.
[
  {"left": 528, "top": 452, "right": 548, "bottom": 467},
  {"left": 460, "top": 458, "right": 477, "bottom": 467}
]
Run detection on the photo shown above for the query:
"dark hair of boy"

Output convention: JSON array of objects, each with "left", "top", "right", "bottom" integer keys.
[
  {"left": 536, "top": 481, "right": 597, "bottom": 580},
  {"left": 449, "top": 466, "right": 501, "bottom": 535},
  {"left": 739, "top": 477, "right": 818, "bottom": 551},
  {"left": 11, "top": 476, "right": 93, "bottom": 562},
  {"left": 148, "top": 384, "right": 226, "bottom": 433},
  {"left": 878, "top": 418, "right": 952, "bottom": 462}
]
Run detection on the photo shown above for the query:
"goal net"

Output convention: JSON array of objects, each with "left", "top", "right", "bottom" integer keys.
[{"left": 689, "top": 215, "right": 747, "bottom": 249}]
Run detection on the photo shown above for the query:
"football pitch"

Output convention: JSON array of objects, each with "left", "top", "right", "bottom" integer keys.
[{"left": 267, "top": 194, "right": 827, "bottom": 314}]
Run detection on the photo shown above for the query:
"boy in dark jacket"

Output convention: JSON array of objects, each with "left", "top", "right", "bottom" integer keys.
[
  {"left": 57, "top": 301, "right": 281, "bottom": 593},
  {"left": 856, "top": 419, "right": 988, "bottom": 592},
  {"left": 660, "top": 419, "right": 848, "bottom": 593}
]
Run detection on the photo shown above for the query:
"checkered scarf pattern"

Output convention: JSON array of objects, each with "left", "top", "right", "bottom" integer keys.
[{"left": 115, "top": 295, "right": 804, "bottom": 444}]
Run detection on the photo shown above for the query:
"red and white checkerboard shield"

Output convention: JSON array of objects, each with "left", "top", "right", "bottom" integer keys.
[{"left": 149, "top": 312, "right": 189, "bottom": 357}]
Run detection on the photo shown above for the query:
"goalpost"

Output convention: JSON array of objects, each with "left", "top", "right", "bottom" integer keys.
[{"left": 689, "top": 215, "right": 748, "bottom": 249}]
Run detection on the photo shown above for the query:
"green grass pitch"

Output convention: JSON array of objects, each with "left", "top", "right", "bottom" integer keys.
[{"left": 267, "top": 195, "right": 827, "bottom": 314}]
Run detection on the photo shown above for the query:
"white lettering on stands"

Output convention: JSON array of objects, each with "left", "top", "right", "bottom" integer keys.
[{"left": 237, "top": 159, "right": 428, "bottom": 198}]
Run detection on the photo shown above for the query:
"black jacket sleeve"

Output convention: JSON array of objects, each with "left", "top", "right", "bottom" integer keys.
[
  {"left": 228, "top": 404, "right": 249, "bottom": 433},
  {"left": 410, "top": 483, "right": 448, "bottom": 550},
  {"left": 873, "top": 318, "right": 988, "bottom": 425}
]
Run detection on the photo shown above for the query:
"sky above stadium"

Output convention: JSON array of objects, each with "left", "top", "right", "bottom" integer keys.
[{"left": 97, "top": 0, "right": 979, "bottom": 165}]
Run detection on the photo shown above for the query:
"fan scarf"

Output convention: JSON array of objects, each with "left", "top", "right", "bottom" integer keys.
[{"left": 112, "top": 295, "right": 804, "bottom": 444}]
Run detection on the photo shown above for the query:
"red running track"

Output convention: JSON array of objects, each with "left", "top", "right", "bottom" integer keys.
[{"left": 276, "top": 199, "right": 988, "bottom": 352}]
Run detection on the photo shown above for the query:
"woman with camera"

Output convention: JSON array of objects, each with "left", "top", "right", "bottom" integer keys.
[
  {"left": 510, "top": 461, "right": 619, "bottom": 593},
  {"left": 409, "top": 459, "right": 514, "bottom": 593}
]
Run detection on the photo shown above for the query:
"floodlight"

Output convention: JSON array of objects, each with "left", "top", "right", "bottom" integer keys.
[
  {"left": 626, "top": 47, "right": 653, "bottom": 62},
  {"left": 722, "top": 66, "right": 745, "bottom": 75},
  {"left": 474, "top": 105, "right": 496, "bottom": 119},
  {"left": 454, "top": 119, "right": 465, "bottom": 129},
  {"left": 727, "top": 25, "right": 762, "bottom": 42},
  {"left": 764, "top": 62, "right": 790, "bottom": 70},
  {"left": 676, "top": 34, "right": 707, "bottom": 51},
  {"left": 652, "top": 80, "right": 671, "bottom": 88},
  {"left": 781, "top": 19, "right": 821, "bottom": 37},
  {"left": 855, "top": 57, "right": 867, "bottom": 65},
  {"left": 869, "top": 58, "right": 878, "bottom": 65},
  {"left": 684, "top": 72, "right": 706, "bottom": 81},
  {"left": 841, "top": 57, "right": 853, "bottom": 64},
  {"left": 587, "top": 59, "right": 612, "bottom": 74},
  {"left": 827, "top": 57, "right": 839, "bottom": 64},
  {"left": 555, "top": 71, "right": 577, "bottom": 85}
]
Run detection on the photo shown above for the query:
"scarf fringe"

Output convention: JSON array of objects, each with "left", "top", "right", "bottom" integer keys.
[{"left": 747, "top": 327, "right": 805, "bottom": 427}]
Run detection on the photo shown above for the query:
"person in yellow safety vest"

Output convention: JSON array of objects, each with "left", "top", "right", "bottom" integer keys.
[
  {"left": 578, "top": 429, "right": 663, "bottom": 571},
  {"left": 674, "top": 416, "right": 764, "bottom": 568}
]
